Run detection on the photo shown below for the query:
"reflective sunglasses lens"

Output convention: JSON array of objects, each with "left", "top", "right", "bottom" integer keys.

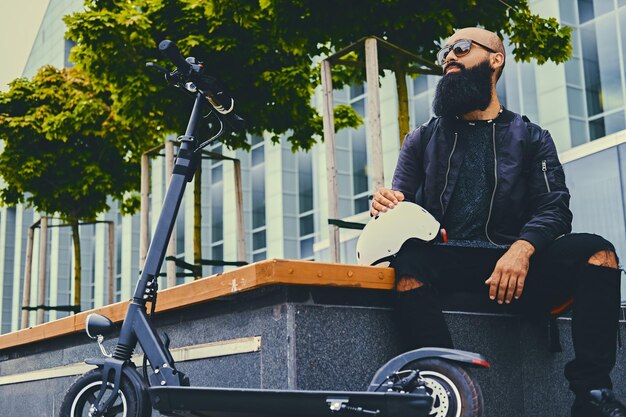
[
  {"left": 437, "top": 48, "right": 449, "bottom": 65},
  {"left": 437, "top": 40, "right": 472, "bottom": 65},
  {"left": 452, "top": 40, "right": 472, "bottom": 57}
]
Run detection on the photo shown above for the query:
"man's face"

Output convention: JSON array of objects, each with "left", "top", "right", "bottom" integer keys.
[
  {"left": 430, "top": 28, "right": 503, "bottom": 118},
  {"left": 440, "top": 29, "right": 500, "bottom": 77},
  {"left": 432, "top": 57, "right": 495, "bottom": 118}
]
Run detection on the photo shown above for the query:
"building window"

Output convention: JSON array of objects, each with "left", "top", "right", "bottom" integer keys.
[
  {"left": 581, "top": 16, "right": 623, "bottom": 117},
  {"left": 352, "top": 125, "right": 369, "bottom": 213},
  {"left": 81, "top": 224, "right": 97, "bottom": 311},
  {"left": 250, "top": 136, "right": 266, "bottom": 261},
  {"left": 570, "top": 118, "right": 589, "bottom": 146},
  {"left": 297, "top": 152, "right": 315, "bottom": 260},
  {"left": 210, "top": 160, "right": 224, "bottom": 275},
  {"left": 212, "top": 244, "right": 223, "bottom": 273},
  {"left": 560, "top": 0, "right": 579, "bottom": 25},
  {"left": 412, "top": 91, "right": 431, "bottom": 128},
  {"left": 348, "top": 85, "right": 371, "bottom": 214},
  {"left": 589, "top": 111, "right": 626, "bottom": 140},
  {"left": 115, "top": 211, "right": 122, "bottom": 302},
  {"left": 578, "top": 0, "right": 614, "bottom": 24},
  {"left": 1, "top": 208, "right": 16, "bottom": 333}
]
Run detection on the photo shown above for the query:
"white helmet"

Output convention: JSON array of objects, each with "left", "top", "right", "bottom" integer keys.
[{"left": 356, "top": 202, "right": 443, "bottom": 267}]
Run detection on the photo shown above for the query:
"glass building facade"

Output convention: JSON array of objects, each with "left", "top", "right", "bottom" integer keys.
[{"left": 3, "top": 0, "right": 626, "bottom": 333}]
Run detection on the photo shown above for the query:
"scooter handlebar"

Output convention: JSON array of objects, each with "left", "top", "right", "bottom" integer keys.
[
  {"left": 158, "top": 40, "right": 192, "bottom": 75},
  {"left": 158, "top": 39, "right": 246, "bottom": 132}
]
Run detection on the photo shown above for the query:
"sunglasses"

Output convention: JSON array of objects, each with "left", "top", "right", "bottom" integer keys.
[{"left": 437, "top": 39, "right": 497, "bottom": 66}]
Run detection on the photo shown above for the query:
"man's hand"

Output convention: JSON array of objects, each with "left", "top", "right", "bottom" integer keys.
[
  {"left": 485, "top": 240, "right": 535, "bottom": 304},
  {"left": 371, "top": 188, "right": 405, "bottom": 216}
]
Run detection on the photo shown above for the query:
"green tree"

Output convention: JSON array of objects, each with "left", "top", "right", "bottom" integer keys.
[
  {"left": 0, "top": 66, "right": 138, "bottom": 309},
  {"left": 64, "top": 0, "right": 571, "bottom": 152}
]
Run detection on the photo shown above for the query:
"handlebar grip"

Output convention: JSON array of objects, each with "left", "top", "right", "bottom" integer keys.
[{"left": 158, "top": 40, "right": 192, "bottom": 74}]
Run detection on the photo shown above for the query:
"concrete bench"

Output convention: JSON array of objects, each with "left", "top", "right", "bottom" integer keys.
[{"left": 0, "top": 259, "right": 624, "bottom": 417}]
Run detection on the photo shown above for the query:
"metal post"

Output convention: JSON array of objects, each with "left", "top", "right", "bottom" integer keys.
[
  {"left": 108, "top": 221, "right": 115, "bottom": 305},
  {"left": 321, "top": 59, "right": 340, "bottom": 263},
  {"left": 21, "top": 225, "right": 34, "bottom": 328},
  {"left": 365, "top": 37, "right": 384, "bottom": 190},
  {"left": 165, "top": 139, "right": 177, "bottom": 287},
  {"left": 233, "top": 159, "right": 246, "bottom": 262},
  {"left": 36, "top": 216, "right": 48, "bottom": 325},
  {"left": 139, "top": 152, "right": 150, "bottom": 269}
]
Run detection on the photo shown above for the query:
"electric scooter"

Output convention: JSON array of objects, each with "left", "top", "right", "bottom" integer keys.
[{"left": 59, "top": 40, "right": 490, "bottom": 417}]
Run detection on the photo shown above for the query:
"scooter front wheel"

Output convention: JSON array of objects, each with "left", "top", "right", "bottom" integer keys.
[
  {"left": 59, "top": 369, "right": 151, "bottom": 417},
  {"left": 403, "top": 358, "right": 483, "bottom": 417}
]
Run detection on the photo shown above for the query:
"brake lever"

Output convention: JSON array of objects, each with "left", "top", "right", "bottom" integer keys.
[
  {"left": 146, "top": 62, "right": 183, "bottom": 86},
  {"left": 146, "top": 62, "right": 169, "bottom": 74}
]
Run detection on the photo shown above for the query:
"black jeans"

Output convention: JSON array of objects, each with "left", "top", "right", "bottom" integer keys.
[{"left": 391, "top": 233, "right": 621, "bottom": 395}]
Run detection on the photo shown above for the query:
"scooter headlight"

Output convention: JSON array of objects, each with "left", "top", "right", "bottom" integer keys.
[{"left": 85, "top": 313, "right": 114, "bottom": 340}]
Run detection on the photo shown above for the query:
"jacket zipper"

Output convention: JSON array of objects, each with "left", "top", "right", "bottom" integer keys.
[
  {"left": 485, "top": 123, "right": 498, "bottom": 245},
  {"left": 440, "top": 132, "right": 458, "bottom": 215},
  {"left": 541, "top": 160, "right": 551, "bottom": 192}
]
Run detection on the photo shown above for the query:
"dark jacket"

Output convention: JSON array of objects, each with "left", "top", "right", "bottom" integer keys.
[{"left": 391, "top": 108, "right": 573, "bottom": 252}]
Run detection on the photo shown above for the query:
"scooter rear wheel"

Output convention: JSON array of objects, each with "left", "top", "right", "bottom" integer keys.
[
  {"left": 59, "top": 369, "right": 151, "bottom": 417},
  {"left": 403, "top": 358, "right": 483, "bottom": 417}
]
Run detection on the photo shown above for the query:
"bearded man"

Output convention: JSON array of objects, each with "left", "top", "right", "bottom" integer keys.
[{"left": 370, "top": 27, "right": 626, "bottom": 417}]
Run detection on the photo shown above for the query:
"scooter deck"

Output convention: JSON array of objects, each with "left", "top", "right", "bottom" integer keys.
[{"left": 148, "top": 386, "right": 432, "bottom": 417}]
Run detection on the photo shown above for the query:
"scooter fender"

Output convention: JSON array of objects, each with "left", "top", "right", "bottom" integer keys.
[
  {"left": 367, "top": 347, "right": 490, "bottom": 391},
  {"left": 85, "top": 357, "right": 149, "bottom": 398}
]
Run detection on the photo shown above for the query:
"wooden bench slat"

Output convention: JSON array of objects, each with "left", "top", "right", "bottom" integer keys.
[{"left": 0, "top": 259, "right": 394, "bottom": 350}]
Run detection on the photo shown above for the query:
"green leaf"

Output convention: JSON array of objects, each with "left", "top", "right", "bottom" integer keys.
[{"left": 56, "top": 0, "right": 571, "bottom": 153}]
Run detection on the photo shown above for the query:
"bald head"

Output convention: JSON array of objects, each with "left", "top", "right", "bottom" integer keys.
[
  {"left": 448, "top": 28, "right": 504, "bottom": 54},
  {"left": 446, "top": 27, "right": 506, "bottom": 80}
]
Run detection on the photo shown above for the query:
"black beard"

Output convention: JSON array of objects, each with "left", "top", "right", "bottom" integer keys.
[{"left": 432, "top": 60, "right": 495, "bottom": 118}]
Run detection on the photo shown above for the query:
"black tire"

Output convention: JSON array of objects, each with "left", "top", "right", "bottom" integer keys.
[
  {"left": 403, "top": 358, "right": 483, "bottom": 417},
  {"left": 59, "top": 368, "right": 151, "bottom": 417}
]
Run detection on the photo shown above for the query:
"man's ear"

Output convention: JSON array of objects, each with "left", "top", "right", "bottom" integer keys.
[{"left": 491, "top": 52, "right": 505, "bottom": 71}]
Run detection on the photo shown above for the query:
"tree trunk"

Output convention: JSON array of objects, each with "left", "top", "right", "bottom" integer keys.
[
  {"left": 71, "top": 220, "right": 82, "bottom": 311},
  {"left": 36, "top": 216, "right": 48, "bottom": 324},
  {"left": 194, "top": 162, "right": 202, "bottom": 280},
  {"left": 394, "top": 59, "right": 410, "bottom": 147}
]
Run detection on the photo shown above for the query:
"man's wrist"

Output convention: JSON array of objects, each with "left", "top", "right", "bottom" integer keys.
[{"left": 513, "top": 239, "right": 535, "bottom": 257}]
